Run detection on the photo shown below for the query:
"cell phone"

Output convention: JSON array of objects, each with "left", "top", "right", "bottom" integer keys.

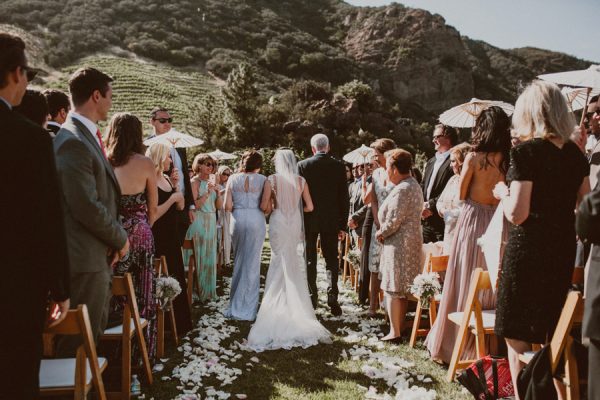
[{"left": 209, "top": 174, "right": 216, "bottom": 185}]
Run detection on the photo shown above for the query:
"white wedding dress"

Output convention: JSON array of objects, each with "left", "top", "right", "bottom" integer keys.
[{"left": 247, "top": 171, "right": 331, "bottom": 352}]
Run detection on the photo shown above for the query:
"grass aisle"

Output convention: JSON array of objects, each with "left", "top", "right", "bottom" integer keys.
[{"left": 144, "top": 240, "right": 469, "bottom": 400}]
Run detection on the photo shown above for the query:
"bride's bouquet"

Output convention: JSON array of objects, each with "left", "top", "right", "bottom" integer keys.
[
  {"left": 409, "top": 272, "right": 441, "bottom": 309},
  {"left": 156, "top": 276, "right": 182, "bottom": 310},
  {"left": 344, "top": 248, "right": 362, "bottom": 271}
]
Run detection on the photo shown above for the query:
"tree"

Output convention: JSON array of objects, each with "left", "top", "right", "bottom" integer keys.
[{"left": 221, "top": 62, "right": 265, "bottom": 148}]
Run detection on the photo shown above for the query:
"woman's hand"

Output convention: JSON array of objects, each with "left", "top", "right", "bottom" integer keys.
[
  {"left": 376, "top": 230, "right": 384, "bottom": 243},
  {"left": 492, "top": 181, "right": 509, "bottom": 200},
  {"left": 170, "top": 167, "right": 180, "bottom": 189}
]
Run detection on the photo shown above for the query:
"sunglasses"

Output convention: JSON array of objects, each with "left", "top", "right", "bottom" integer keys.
[
  {"left": 21, "top": 65, "right": 38, "bottom": 81},
  {"left": 222, "top": 173, "right": 231, "bottom": 177},
  {"left": 154, "top": 117, "right": 173, "bottom": 124},
  {"left": 203, "top": 162, "right": 215, "bottom": 167},
  {"left": 433, "top": 134, "right": 446, "bottom": 140}
]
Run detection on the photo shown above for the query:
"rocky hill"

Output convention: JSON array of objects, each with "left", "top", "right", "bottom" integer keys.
[
  {"left": 0, "top": 0, "right": 593, "bottom": 156},
  {"left": 1, "top": 0, "right": 591, "bottom": 115}
]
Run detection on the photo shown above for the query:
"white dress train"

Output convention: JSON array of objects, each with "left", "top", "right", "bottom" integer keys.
[{"left": 247, "top": 174, "right": 331, "bottom": 352}]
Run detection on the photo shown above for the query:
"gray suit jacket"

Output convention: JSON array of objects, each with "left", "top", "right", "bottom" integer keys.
[{"left": 54, "top": 116, "right": 127, "bottom": 274}]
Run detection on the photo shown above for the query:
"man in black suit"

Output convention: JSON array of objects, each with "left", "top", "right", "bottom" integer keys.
[
  {"left": 576, "top": 173, "right": 600, "bottom": 400},
  {"left": 298, "top": 133, "right": 349, "bottom": 316},
  {"left": 149, "top": 106, "right": 194, "bottom": 244},
  {"left": 0, "top": 32, "right": 70, "bottom": 400},
  {"left": 421, "top": 124, "right": 457, "bottom": 243},
  {"left": 43, "top": 89, "right": 70, "bottom": 136}
]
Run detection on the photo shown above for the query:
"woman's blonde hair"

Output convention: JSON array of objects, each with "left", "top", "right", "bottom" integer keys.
[
  {"left": 512, "top": 80, "right": 575, "bottom": 142},
  {"left": 450, "top": 142, "right": 472, "bottom": 166},
  {"left": 145, "top": 143, "right": 171, "bottom": 175}
]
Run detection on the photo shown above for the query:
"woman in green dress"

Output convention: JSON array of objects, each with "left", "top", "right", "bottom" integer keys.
[{"left": 185, "top": 154, "right": 222, "bottom": 301}]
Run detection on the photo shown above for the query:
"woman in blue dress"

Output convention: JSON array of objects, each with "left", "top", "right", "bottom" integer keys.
[{"left": 224, "top": 150, "right": 271, "bottom": 320}]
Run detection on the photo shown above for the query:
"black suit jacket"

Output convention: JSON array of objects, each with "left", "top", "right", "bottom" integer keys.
[
  {"left": 576, "top": 175, "right": 600, "bottom": 339},
  {"left": 421, "top": 155, "right": 453, "bottom": 216},
  {"left": 298, "top": 153, "right": 349, "bottom": 233},
  {"left": 47, "top": 122, "right": 60, "bottom": 135},
  {"left": 0, "top": 101, "right": 70, "bottom": 333}
]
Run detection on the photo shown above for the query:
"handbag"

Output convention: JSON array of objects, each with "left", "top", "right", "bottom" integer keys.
[{"left": 457, "top": 356, "right": 514, "bottom": 400}]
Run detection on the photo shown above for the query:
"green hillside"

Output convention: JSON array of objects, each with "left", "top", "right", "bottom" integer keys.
[{"left": 49, "top": 56, "right": 220, "bottom": 137}]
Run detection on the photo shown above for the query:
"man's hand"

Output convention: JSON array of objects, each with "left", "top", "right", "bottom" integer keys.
[
  {"left": 188, "top": 209, "right": 196, "bottom": 223},
  {"left": 421, "top": 208, "right": 433, "bottom": 219},
  {"left": 118, "top": 238, "right": 130, "bottom": 260},
  {"left": 48, "top": 298, "right": 70, "bottom": 328},
  {"left": 348, "top": 218, "right": 357, "bottom": 229}
]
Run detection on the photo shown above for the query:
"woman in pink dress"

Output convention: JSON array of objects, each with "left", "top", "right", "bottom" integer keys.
[{"left": 425, "top": 106, "right": 511, "bottom": 364}]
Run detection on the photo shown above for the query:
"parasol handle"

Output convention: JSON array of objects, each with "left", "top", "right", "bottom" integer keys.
[{"left": 580, "top": 87, "right": 591, "bottom": 126}]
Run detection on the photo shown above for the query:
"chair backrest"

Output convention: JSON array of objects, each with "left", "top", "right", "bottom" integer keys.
[
  {"left": 428, "top": 255, "right": 449, "bottom": 273},
  {"left": 549, "top": 291, "right": 582, "bottom": 373},
  {"left": 111, "top": 273, "right": 142, "bottom": 338},
  {"left": 463, "top": 268, "right": 491, "bottom": 320},
  {"left": 43, "top": 305, "right": 106, "bottom": 399},
  {"left": 153, "top": 255, "right": 169, "bottom": 277}
]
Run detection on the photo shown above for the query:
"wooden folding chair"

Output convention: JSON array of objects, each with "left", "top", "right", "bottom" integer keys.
[
  {"left": 181, "top": 238, "right": 201, "bottom": 305},
  {"left": 99, "top": 273, "right": 153, "bottom": 399},
  {"left": 409, "top": 254, "right": 449, "bottom": 347},
  {"left": 40, "top": 305, "right": 107, "bottom": 400},
  {"left": 446, "top": 268, "right": 496, "bottom": 382},
  {"left": 342, "top": 234, "right": 351, "bottom": 284},
  {"left": 518, "top": 291, "right": 584, "bottom": 400},
  {"left": 154, "top": 256, "right": 179, "bottom": 359}
]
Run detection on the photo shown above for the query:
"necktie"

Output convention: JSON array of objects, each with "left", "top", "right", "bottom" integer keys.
[{"left": 96, "top": 129, "right": 107, "bottom": 158}]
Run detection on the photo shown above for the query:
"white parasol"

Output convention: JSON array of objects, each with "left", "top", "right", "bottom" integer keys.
[
  {"left": 143, "top": 129, "right": 204, "bottom": 148},
  {"left": 477, "top": 203, "right": 507, "bottom": 292},
  {"left": 343, "top": 144, "right": 375, "bottom": 165},
  {"left": 438, "top": 98, "right": 514, "bottom": 128},
  {"left": 208, "top": 149, "right": 237, "bottom": 160},
  {"left": 539, "top": 65, "right": 600, "bottom": 89},
  {"left": 562, "top": 87, "right": 600, "bottom": 112},
  {"left": 539, "top": 65, "right": 600, "bottom": 124}
]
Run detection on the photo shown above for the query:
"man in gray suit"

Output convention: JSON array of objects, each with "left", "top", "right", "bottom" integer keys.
[{"left": 54, "top": 67, "right": 129, "bottom": 352}]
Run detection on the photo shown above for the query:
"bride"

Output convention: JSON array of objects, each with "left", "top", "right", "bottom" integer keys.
[{"left": 247, "top": 149, "right": 331, "bottom": 351}]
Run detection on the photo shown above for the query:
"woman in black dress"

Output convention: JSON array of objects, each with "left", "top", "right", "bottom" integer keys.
[
  {"left": 493, "top": 80, "right": 590, "bottom": 394},
  {"left": 146, "top": 143, "right": 193, "bottom": 334}
]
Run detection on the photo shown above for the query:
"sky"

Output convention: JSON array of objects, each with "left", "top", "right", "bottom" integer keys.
[{"left": 345, "top": 0, "right": 600, "bottom": 63}]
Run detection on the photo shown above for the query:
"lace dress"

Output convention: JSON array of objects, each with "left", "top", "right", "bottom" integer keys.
[
  {"left": 113, "top": 192, "right": 157, "bottom": 360},
  {"left": 377, "top": 177, "right": 424, "bottom": 297},
  {"left": 225, "top": 173, "right": 267, "bottom": 321},
  {"left": 495, "top": 139, "right": 589, "bottom": 343},
  {"left": 247, "top": 174, "right": 331, "bottom": 351}
]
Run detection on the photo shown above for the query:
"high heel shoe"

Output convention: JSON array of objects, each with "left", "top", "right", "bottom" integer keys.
[{"left": 380, "top": 336, "right": 402, "bottom": 344}]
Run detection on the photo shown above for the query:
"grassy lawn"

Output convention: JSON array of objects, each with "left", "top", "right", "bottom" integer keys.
[{"left": 142, "top": 240, "right": 469, "bottom": 400}]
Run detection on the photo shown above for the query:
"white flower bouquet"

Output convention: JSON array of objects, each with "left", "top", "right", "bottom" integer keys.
[
  {"left": 409, "top": 272, "right": 441, "bottom": 309},
  {"left": 156, "top": 276, "right": 182, "bottom": 309},
  {"left": 345, "top": 248, "right": 362, "bottom": 271}
]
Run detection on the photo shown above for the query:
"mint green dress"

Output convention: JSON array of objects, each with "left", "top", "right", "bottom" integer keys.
[{"left": 184, "top": 180, "right": 218, "bottom": 301}]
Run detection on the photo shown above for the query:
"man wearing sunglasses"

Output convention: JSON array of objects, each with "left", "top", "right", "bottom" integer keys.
[
  {"left": 149, "top": 106, "right": 194, "bottom": 242},
  {"left": 0, "top": 32, "right": 70, "bottom": 399}
]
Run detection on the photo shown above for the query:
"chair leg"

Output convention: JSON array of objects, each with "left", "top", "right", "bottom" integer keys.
[
  {"left": 135, "top": 325, "right": 153, "bottom": 385},
  {"left": 565, "top": 339, "right": 579, "bottom": 400},
  {"left": 429, "top": 300, "right": 437, "bottom": 327},
  {"left": 168, "top": 301, "right": 179, "bottom": 346},
  {"left": 187, "top": 263, "right": 194, "bottom": 305},
  {"left": 409, "top": 299, "right": 423, "bottom": 348},
  {"left": 122, "top": 338, "right": 131, "bottom": 400},
  {"left": 446, "top": 313, "right": 471, "bottom": 382},
  {"left": 157, "top": 307, "right": 165, "bottom": 359}
]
